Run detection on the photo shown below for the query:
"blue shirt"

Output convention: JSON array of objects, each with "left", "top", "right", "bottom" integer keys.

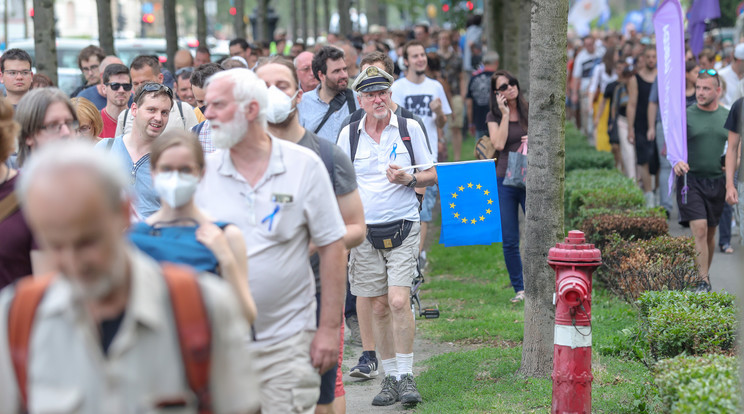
[
  {"left": 77, "top": 85, "right": 108, "bottom": 110},
  {"left": 95, "top": 136, "right": 159, "bottom": 218},
  {"left": 298, "top": 86, "right": 356, "bottom": 143}
]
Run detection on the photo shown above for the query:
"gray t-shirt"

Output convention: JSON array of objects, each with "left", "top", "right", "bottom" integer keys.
[{"left": 297, "top": 129, "right": 358, "bottom": 290}]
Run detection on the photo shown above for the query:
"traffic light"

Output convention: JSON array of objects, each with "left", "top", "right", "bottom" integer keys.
[
  {"left": 442, "top": 4, "right": 449, "bottom": 12},
  {"left": 142, "top": 13, "right": 155, "bottom": 24}
]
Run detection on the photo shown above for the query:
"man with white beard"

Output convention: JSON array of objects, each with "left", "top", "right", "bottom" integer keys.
[{"left": 194, "top": 68, "right": 348, "bottom": 414}]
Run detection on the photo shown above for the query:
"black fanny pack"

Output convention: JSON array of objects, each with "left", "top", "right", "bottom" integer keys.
[{"left": 366, "top": 220, "right": 413, "bottom": 249}]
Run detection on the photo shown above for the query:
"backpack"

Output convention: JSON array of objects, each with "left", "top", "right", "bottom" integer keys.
[
  {"left": 348, "top": 114, "right": 415, "bottom": 166},
  {"left": 8, "top": 265, "right": 213, "bottom": 413}
]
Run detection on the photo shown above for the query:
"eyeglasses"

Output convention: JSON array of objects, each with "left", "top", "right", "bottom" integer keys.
[
  {"left": 76, "top": 124, "right": 93, "bottom": 135},
  {"left": 699, "top": 69, "right": 718, "bottom": 76},
  {"left": 106, "top": 82, "right": 133, "bottom": 91},
  {"left": 3, "top": 70, "right": 33, "bottom": 77},
  {"left": 362, "top": 91, "right": 389, "bottom": 101},
  {"left": 134, "top": 82, "right": 173, "bottom": 102},
  {"left": 496, "top": 79, "right": 518, "bottom": 92},
  {"left": 81, "top": 64, "right": 99, "bottom": 73},
  {"left": 39, "top": 120, "right": 78, "bottom": 134},
  {"left": 175, "top": 67, "right": 194, "bottom": 77}
]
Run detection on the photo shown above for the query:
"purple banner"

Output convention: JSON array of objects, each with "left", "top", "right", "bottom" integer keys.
[
  {"left": 687, "top": 0, "right": 721, "bottom": 58},
  {"left": 654, "top": 0, "right": 686, "bottom": 195}
]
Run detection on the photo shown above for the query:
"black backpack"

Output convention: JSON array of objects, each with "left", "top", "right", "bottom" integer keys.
[{"left": 348, "top": 114, "right": 415, "bottom": 166}]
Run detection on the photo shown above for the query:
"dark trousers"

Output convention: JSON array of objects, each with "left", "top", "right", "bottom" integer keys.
[
  {"left": 497, "top": 177, "right": 526, "bottom": 293},
  {"left": 345, "top": 279, "right": 356, "bottom": 319}
]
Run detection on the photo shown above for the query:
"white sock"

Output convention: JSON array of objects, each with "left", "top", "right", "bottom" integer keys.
[
  {"left": 396, "top": 352, "right": 414, "bottom": 379},
  {"left": 381, "top": 358, "right": 398, "bottom": 378}
]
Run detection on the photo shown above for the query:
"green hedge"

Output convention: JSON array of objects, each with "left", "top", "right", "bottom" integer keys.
[
  {"left": 654, "top": 354, "right": 740, "bottom": 413},
  {"left": 577, "top": 207, "right": 668, "bottom": 250},
  {"left": 565, "top": 122, "right": 615, "bottom": 172},
  {"left": 638, "top": 291, "right": 737, "bottom": 361},
  {"left": 565, "top": 169, "right": 644, "bottom": 224}
]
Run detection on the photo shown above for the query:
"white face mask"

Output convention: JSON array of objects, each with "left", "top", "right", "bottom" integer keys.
[
  {"left": 265, "top": 85, "right": 298, "bottom": 124},
  {"left": 154, "top": 171, "right": 199, "bottom": 208}
]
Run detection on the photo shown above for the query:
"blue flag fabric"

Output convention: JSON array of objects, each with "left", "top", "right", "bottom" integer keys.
[{"left": 438, "top": 160, "right": 502, "bottom": 247}]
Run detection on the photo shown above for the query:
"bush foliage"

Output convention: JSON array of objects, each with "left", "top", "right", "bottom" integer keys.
[
  {"left": 565, "top": 169, "right": 644, "bottom": 224},
  {"left": 599, "top": 235, "right": 699, "bottom": 303},
  {"left": 565, "top": 122, "right": 616, "bottom": 172},
  {"left": 654, "top": 354, "right": 740, "bottom": 413},
  {"left": 577, "top": 207, "right": 668, "bottom": 249}
]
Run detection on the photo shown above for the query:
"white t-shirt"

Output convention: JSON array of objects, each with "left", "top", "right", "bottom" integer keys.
[
  {"left": 115, "top": 101, "right": 199, "bottom": 137},
  {"left": 588, "top": 63, "right": 618, "bottom": 96},
  {"left": 391, "top": 77, "right": 452, "bottom": 152},
  {"left": 573, "top": 49, "right": 603, "bottom": 92},
  {"left": 337, "top": 112, "right": 436, "bottom": 225},
  {"left": 717, "top": 65, "right": 743, "bottom": 107}
]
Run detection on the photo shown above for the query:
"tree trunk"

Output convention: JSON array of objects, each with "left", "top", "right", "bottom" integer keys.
[
  {"left": 323, "top": 0, "right": 330, "bottom": 35},
  {"left": 195, "top": 0, "right": 207, "bottom": 49},
  {"left": 301, "top": 0, "right": 308, "bottom": 43},
  {"left": 337, "top": 0, "right": 350, "bottom": 38},
  {"left": 258, "top": 0, "right": 269, "bottom": 42},
  {"left": 97, "top": 0, "right": 115, "bottom": 56},
  {"left": 518, "top": 0, "right": 567, "bottom": 379},
  {"left": 518, "top": 0, "right": 532, "bottom": 97},
  {"left": 4, "top": 0, "right": 9, "bottom": 49},
  {"left": 486, "top": 0, "right": 503, "bottom": 60},
  {"left": 502, "top": 0, "right": 519, "bottom": 75},
  {"left": 22, "top": 0, "right": 28, "bottom": 38},
  {"left": 32, "top": 0, "right": 57, "bottom": 85},
  {"left": 235, "top": 0, "right": 245, "bottom": 39},
  {"left": 163, "top": 0, "right": 178, "bottom": 74},
  {"left": 312, "top": 0, "right": 318, "bottom": 40},
  {"left": 291, "top": 0, "right": 297, "bottom": 44}
]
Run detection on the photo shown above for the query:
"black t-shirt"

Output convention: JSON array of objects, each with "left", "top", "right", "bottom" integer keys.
[
  {"left": 604, "top": 81, "right": 628, "bottom": 118},
  {"left": 100, "top": 311, "right": 126, "bottom": 355},
  {"left": 467, "top": 70, "right": 494, "bottom": 132}
]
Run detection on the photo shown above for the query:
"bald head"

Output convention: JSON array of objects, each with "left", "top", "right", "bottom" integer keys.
[
  {"left": 99, "top": 56, "right": 124, "bottom": 83},
  {"left": 174, "top": 49, "right": 194, "bottom": 71}
]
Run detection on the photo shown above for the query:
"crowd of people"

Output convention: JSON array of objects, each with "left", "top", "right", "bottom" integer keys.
[
  {"left": 0, "top": 14, "right": 538, "bottom": 413},
  {"left": 568, "top": 28, "right": 743, "bottom": 293}
]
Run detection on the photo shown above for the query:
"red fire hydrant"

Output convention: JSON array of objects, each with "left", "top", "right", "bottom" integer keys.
[{"left": 548, "top": 230, "right": 601, "bottom": 414}]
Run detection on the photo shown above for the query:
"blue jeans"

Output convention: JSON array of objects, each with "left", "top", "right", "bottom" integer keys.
[{"left": 497, "top": 177, "right": 525, "bottom": 293}]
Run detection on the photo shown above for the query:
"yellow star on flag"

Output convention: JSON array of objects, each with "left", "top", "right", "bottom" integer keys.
[
  {"left": 487, "top": 199, "right": 493, "bottom": 205},
  {"left": 449, "top": 203, "right": 455, "bottom": 209},
  {"left": 458, "top": 186, "right": 464, "bottom": 192},
  {"left": 452, "top": 193, "right": 458, "bottom": 199},
  {"left": 471, "top": 219, "right": 476, "bottom": 224},
  {"left": 484, "top": 189, "right": 490, "bottom": 196},
  {"left": 454, "top": 212, "right": 459, "bottom": 218},
  {"left": 480, "top": 216, "right": 485, "bottom": 221},
  {"left": 461, "top": 217, "right": 467, "bottom": 223},
  {"left": 476, "top": 184, "right": 482, "bottom": 189},
  {"left": 467, "top": 182, "right": 473, "bottom": 188},
  {"left": 486, "top": 208, "right": 491, "bottom": 214}
]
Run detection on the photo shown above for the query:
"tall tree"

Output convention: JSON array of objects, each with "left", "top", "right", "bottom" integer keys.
[
  {"left": 337, "top": 0, "right": 350, "bottom": 37},
  {"left": 195, "top": 0, "right": 207, "bottom": 50},
  {"left": 517, "top": 0, "right": 532, "bottom": 97},
  {"left": 301, "top": 0, "right": 308, "bottom": 43},
  {"left": 22, "top": 0, "right": 28, "bottom": 38},
  {"left": 291, "top": 0, "right": 298, "bottom": 43},
  {"left": 4, "top": 0, "right": 9, "bottom": 49},
  {"left": 323, "top": 0, "right": 330, "bottom": 35},
  {"left": 257, "top": 0, "right": 269, "bottom": 42},
  {"left": 163, "top": 0, "right": 178, "bottom": 74},
  {"left": 312, "top": 0, "right": 318, "bottom": 40},
  {"left": 96, "top": 0, "right": 115, "bottom": 56},
  {"left": 486, "top": 0, "right": 503, "bottom": 60},
  {"left": 518, "top": 0, "right": 567, "bottom": 378},
  {"left": 235, "top": 0, "right": 245, "bottom": 39},
  {"left": 502, "top": 0, "right": 519, "bottom": 75},
  {"left": 32, "top": 0, "right": 57, "bottom": 85}
]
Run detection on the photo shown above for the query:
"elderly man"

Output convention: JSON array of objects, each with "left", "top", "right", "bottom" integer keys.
[
  {"left": 0, "top": 141, "right": 258, "bottom": 413},
  {"left": 196, "top": 68, "right": 347, "bottom": 414},
  {"left": 337, "top": 66, "right": 437, "bottom": 407},
  {"left": 295, "top": 51, "right": 320, "bottom": 93}
]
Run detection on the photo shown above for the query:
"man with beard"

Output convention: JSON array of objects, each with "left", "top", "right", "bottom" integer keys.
[
  {"left": 99, "top": 64, "right": 132, "bottom": 138},
  {"left": 96, "top": 82, "right": 172, "bottom": 219},
  {"left": 190, "top": 63, "right": 224, "bottom": 154},
  {"left": 0, "top": 141, "right": 259, "bottom": 413},
  {"left": 675, "top": 71, "right": 730, "bottom": 293},
  {"left": 115, "top": 55, "right": 198, "bottom": 137},
  {"left": 391, "top": 40, "right": 450, "bottom": 265},
  {"left": 256, "top": 56, "right": 366, "bottom": 414},
  {"left": 195, "top": 68, "right": 348, "bottom": 414},
  {"left": 295, "top": 51, "right": 320, "bottom": 93},
  {"left": 298, "top": 46, "right": 356, "bottom": 143},
  {"left": 337, "top": 66, "right": 436, "bottom": 407}
]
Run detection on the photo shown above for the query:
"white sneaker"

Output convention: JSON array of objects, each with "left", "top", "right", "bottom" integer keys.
[{"left": 644, "top": 191, "right": 655, "bottom": 208}]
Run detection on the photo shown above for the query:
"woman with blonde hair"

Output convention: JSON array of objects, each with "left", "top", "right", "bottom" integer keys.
[{"left": 70, "top": 97, "right": 103, "bottom": 140}]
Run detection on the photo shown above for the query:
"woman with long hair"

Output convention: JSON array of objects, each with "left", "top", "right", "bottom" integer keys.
[
  {"left": 487, "top": 70, "right": 528, "bottom": 303},
  {"left": 129, "top": 130, "right": 257, "bottom": 323}
]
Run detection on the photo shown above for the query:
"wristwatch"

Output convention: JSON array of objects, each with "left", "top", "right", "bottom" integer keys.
[{"left": 406, "top": 174, "right": 417, "bottom": 188}]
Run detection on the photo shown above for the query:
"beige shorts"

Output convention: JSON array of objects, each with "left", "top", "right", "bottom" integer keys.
[
  {"left": 252, "top": 331, "right": 321, "bottom": 414},
  {"left": 449, "top": 95, "right": 465, "bottom": 128},
  {"left": 349, "top": 221, "right": 420, "bottom": 297}
]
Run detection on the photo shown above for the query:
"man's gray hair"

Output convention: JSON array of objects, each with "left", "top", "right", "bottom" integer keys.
[
  {"left": 206, "top": 68, "right": 268, "bottom": 128},
  {"left": 16, "top": 140, "right": 129, "bottom": 210}
]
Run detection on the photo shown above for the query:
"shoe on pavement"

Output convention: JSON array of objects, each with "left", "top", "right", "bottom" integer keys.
[
  {"left": 510, "top": 290, "right": 525, "bottom": 303},
  {"left": 346, "top": 314, "right": 362, "bottom": 347},
  {"left": 372, "top": 375, "right": 400, "bottom": 406},
  {"left": 398, "top": 373, "right": 423, "bottom": 405},
  {"left": 694, "top": 281, "right": 712, "bottom": 293},
  {"left": 350, "top": 351, "right": 378, "bottom": 379}
]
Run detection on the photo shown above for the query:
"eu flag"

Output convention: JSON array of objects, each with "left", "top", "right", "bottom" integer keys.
[{"left": 438, "top": 160, "right": 502, "bottom": 247}]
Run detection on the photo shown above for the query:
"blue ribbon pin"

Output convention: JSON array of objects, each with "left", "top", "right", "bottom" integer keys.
[
  {"left": 261, "top": 205, "right": 281, "bottom": 231},
  {"left": 389, "top": 143, "right": 397, "bottom": 162}
]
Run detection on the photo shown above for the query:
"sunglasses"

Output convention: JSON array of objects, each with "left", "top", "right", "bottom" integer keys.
[
  {"left": 496, "top": 79, "right": 518, "bottom": 92},
  {"left": 134, "top": 82, "right": 173, "bottom": 102},
  {"left": 699, "top": 69, "right": 718, "bottom": 76},
  {"left": 106, "top": 82, "right": 133, "bottom": 91},
  {"left": 175, "top": 67, "right": 194, "bottom": 77}
]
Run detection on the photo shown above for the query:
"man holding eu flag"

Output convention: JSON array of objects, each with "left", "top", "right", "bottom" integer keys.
[{"left": 337, "top": 66, "right": 436, "bottom": 407}]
